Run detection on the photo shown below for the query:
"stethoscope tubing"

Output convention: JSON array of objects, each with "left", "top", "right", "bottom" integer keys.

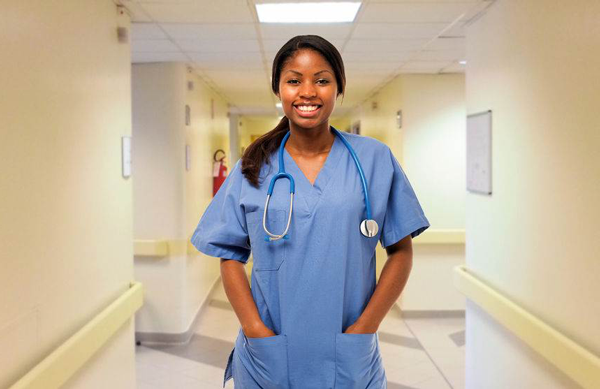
[{"left": 263, "top": 127, "right": 374, "bottom": 241}]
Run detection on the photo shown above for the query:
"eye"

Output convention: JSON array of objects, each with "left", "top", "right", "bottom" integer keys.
[
  {"left": 286, "top": 79, "right": 300, "bottom": 84},
  {"left": 317, "top": 79, "right": 330, "bottom": 85}
]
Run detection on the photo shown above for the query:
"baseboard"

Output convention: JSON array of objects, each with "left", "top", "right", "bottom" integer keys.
[{"left": 135, "top": 276, "right": 222, "bottom": 345}]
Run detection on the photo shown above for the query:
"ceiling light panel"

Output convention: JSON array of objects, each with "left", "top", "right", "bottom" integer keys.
[{"left": 256, "top": 2, "right": 361, "bottom": 23}]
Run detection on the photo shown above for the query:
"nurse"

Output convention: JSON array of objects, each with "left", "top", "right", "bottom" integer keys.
[{"left": 191, "top": 35, "right": 430, "bottom": 389}]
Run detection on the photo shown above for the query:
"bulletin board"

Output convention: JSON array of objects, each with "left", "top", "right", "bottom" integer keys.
[{"left": 466, "top": 110, "right": 492, "bottom": 195}]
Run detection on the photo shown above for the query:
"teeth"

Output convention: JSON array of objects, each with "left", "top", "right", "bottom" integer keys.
[{"left": 297, "top": 105, "right": 319, "bottom": 112}]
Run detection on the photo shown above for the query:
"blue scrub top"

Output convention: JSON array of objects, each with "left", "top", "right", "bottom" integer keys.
[{"left": 191, "top": 131, "right": 430, "bottom": 389}]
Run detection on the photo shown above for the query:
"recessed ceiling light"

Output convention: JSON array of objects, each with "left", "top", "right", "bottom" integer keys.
[
  {"left": 256, "top": 2, "right": 361, "bottom": 23},
  {"left": 276, "top": 102, "right": 282, "bottom": 108},
  {"left": 459, "top": 60, "right": 467, "bottom": 65}
]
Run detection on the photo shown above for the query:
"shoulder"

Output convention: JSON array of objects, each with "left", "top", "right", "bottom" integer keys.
[{"left": 337, "top": 131, "right": 392, "bottom": 156}]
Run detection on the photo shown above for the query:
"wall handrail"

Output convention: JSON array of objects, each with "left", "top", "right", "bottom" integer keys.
[
  {"left": 414, "top": 229, "right": 465, "bottom": 244},
  {"left": 454, "top": 265, "right": 600, "bottom": 389},
  {"left": 133, "top": 239, "right": 196, "bottom": 257},
  {"left": 9, "top": 281, "right": 144, "bottom": 389}
]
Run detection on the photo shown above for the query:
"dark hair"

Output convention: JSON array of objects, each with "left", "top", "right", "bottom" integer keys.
[{"left": 241, "top": 35, "right": 346, "bottom": 187}]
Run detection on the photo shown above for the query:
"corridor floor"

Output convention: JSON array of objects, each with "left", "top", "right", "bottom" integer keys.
[{"left": 136, "top": 283, "right": 465, "bottom": 389}]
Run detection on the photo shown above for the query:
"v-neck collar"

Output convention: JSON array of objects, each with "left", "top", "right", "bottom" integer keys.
[{"left": 282, "top": 130, "right": 343, "bottom": 196}]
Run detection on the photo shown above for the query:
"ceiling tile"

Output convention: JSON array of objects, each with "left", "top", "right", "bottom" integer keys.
[
  {"left": 426, "top": 36, "right": 466, "bottom": 50},
  {"left": 132, "top": 52, "right": 188, "bottom": 63},
  {"left": 161, "top": 23, "right": 258, "bottom": 40},
  {"left": 177, "top": 39, "right": 261, "bottom": 52},
  {"left": 416, "top": 49, "right": 465, "bottom": 61},
  {"left": 341, "top": 51, "right": 412, "bottom": 63},
  {"left": 131, "top": 23, "right": 167, "bottom": 40},
  {"left": 353, "top": 23, "right": 450, "bottom": 39},
  {"left": 190, "top": 52, "right": 264, "bottom": 70},
  {"left": 440, "top": 62, "right": 466, "bottom": 73},
  {"left": 131, "top": 39, "right": 180, "bottom": 52},
  {"left": 121, "top": 0, "right": 153, "bottom": 22},
  {"left": 345, "top": 61, "right": 404, "bottom": 71},
  {"left": 344, "top": 38, "right": 428, "bottom": 52},
  {"left": 360, "top": 2, "right": 478, "bottom": 23},
  {"left": 441, "top": 22, "right": 467, "bottom": 37},
  {"left": 142, "top": 1, "right": 255, "bottom": 23},
  {"left": 400, "top": 60, "right": 454, "bottom": 72}
]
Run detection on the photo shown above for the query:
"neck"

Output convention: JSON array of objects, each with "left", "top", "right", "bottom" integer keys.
[{"left": 286, "top": 121, "right": 335, "bottom": 156}]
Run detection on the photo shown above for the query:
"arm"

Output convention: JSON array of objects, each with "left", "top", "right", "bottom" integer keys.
[
  {"left": 220, "top": 258, "right": 276, "bottom": 338},
  {"left": 345, "top": 234, "right": 413, "bottom": 334}
]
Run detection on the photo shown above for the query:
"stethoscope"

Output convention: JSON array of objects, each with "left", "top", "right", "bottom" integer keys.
[{"left": 263, "top": 127, "right": 379, "bottom": 241}]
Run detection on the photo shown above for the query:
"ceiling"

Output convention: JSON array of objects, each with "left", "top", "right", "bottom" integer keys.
[{"left": 121, "top": 0, "right": 494, "bottom": 116}]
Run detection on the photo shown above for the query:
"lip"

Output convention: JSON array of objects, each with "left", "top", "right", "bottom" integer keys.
[{"left": 293, "top": 104, "right": 322, "bottom": 118}]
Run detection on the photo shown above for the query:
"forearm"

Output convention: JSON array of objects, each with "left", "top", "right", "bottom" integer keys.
[
  {"left": 220, "top": 259, "right": 264, "bottom": 334},
  {"left": 353, "top": 247, "right": 413, "bottom": 333}
]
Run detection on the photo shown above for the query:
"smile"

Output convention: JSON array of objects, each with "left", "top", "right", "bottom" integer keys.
[{"left": 293, "top": 104, "right": 322, "bottom": 117}]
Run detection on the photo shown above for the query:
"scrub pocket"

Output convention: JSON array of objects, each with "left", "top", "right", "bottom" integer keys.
[
  {"left": 246, "top": 209, "right": 287, "bottom": 271},
  {"left": 240, "top": 331, "right": 290, "bottom": 389},
  {"left": 335, "top": 332, "right": 385, "bottom": 389}
]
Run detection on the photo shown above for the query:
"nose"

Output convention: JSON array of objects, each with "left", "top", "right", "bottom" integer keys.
[{"left": 299, "top": 82, "right": 317, "bottom": 98}]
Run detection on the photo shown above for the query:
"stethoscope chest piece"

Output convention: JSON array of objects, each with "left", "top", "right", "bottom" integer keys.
[{"left": 360, "top": 219, "right": 379, "bottom": 238}]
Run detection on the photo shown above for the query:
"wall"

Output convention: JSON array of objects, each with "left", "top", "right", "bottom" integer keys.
[
  {"left": 465, "top": 0, "right": 600, "bottom": 387},
  {"left": 350, "top": 74, "right": 467, "bottom": 311},
  {"left": 0, "top": 1, "right": 135, "bottom": 388},
  {"left": 132, "top": 63, "right": 229, "bottom": 336},
  {"left": 238, "top": 115, "right": 352, "bottom": 157}
]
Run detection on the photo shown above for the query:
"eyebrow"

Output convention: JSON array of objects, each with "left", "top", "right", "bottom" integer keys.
[{"left": 285, "top": 70, "right": 333, "bottom": 76}]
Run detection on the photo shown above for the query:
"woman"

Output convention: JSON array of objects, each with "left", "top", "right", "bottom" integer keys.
[{"left": 191, "top": 35, "right": 430, "bottom": 389}]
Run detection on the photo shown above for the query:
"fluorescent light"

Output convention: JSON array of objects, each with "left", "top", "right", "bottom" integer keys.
[
  {"left": 256, "top": 2, "right": 361, "bottom": 23},
  {"left": 459, "top": 60, "right": 467, "bottom": 65},
  {"left": 276, "top": 102, "right": 282, "bottom": 108}
]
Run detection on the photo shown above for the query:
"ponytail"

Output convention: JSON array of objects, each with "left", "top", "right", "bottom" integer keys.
[{"left": 241, "top": 116, "right": 289, "bottom": 188}]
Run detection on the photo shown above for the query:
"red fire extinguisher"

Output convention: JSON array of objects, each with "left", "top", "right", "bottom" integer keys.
[{"left": 213, "top": 149, "right": 228, "bottom": 196}]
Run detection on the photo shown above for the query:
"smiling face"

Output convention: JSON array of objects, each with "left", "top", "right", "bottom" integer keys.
[{"left": 277, "top": 49, "right": 338, "bottom": 131}]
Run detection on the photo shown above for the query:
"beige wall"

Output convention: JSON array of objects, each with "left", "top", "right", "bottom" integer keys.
[
  {"left": 133, "top": 63, "right": 229, "bottom": 335},
  {"left": 0, "top": 1, "right": 135, "bottom": 388},
  {"left": 465, "top": 0, "right": 600, "bottom": 387},
  {"left": 350, "top": 74, "right": 467, "bottom": 311}
]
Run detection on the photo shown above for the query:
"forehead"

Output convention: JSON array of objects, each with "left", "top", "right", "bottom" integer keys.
[{"left": 281, "top": 49, "right": 333, "bottom": 73}]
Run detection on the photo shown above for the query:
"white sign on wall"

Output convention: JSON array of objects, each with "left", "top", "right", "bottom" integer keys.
[{"left": 466, "top": 110, "right": 492, "bottom": 195}]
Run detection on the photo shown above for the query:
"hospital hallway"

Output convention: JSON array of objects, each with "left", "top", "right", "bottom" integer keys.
[
  {"left": 136, "top": 282, "right": 465, "bottom": 389},
  {"left": 1, "top": 1, "right": 599, "bottom": 389}
]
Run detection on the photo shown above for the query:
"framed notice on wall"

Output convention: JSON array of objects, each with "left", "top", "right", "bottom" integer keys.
[{"left": 467, "top": 110, "right": 492, "bottom": 195}]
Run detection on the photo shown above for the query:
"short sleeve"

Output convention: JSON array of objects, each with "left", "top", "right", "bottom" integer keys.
[
  {"left": 190, "top": 160, "right": 251, "bottom": 263},
  {"left": 379, "top": 149, "right": 430, "bottom": 248}
]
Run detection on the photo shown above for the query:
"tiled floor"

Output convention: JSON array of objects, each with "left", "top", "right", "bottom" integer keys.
[{"left": 136, "top": 283, "right": 465, "bottom": 389}]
